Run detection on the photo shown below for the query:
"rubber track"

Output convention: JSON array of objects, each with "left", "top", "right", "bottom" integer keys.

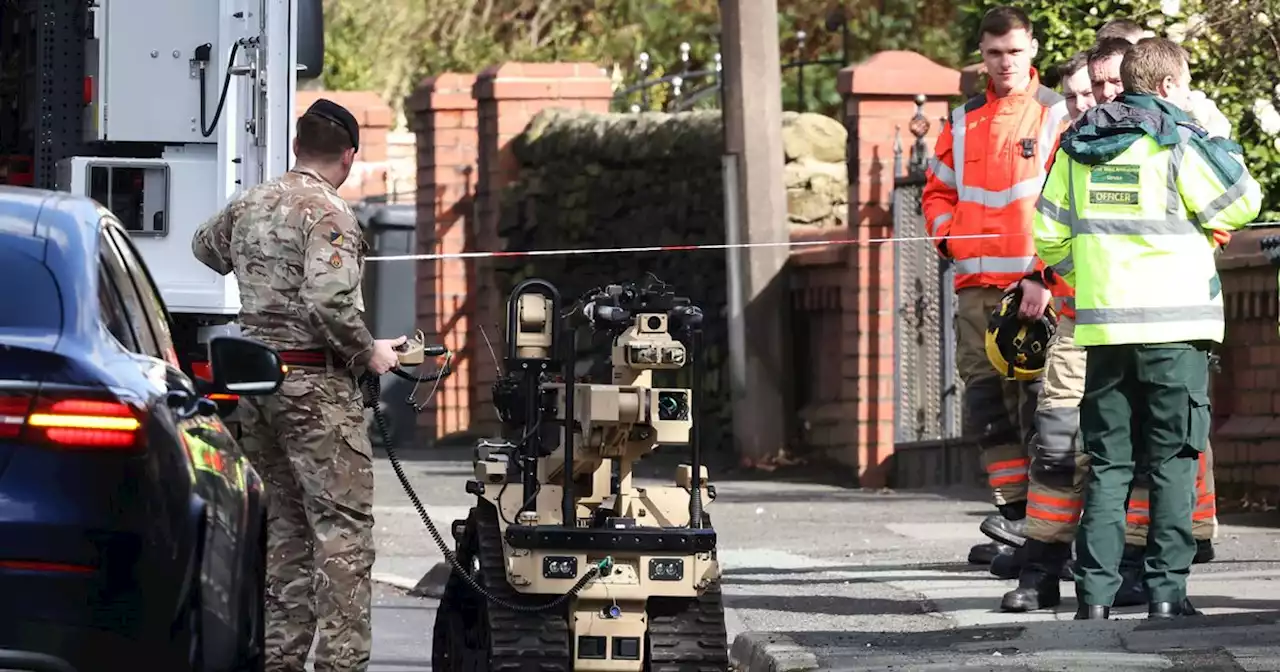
[{"left": 473, "top": 499, "right": 574, "bottom": 672}]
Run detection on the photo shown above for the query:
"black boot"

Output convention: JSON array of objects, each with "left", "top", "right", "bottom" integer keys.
[
  {"left": 1193, "top": 538, "right": 1215, "bottom": 564},
  {"left": 1074, "top": 604, "right": 1110, "bottom": 620},
  {"left": 1149, "top": 597, "right": 1200, "bottom": 618},
  {"left": 1114, "top": 544, "right": 1148, "bottom": 607},
  {"left": 1000, "top": 540, "right": 1070, "bottom": 612},
  {"left": 989, "top": 544, "right": 1024, "bottom": 579},
  {"left": 980, "top": 502, "right": 1029, "bottom": 548},
  {"left": 1059, "top": 556, "right": 1075, "bottom": 582},
  {"left": 969, "top": 540, "right": 1015, "bottom": 565}
]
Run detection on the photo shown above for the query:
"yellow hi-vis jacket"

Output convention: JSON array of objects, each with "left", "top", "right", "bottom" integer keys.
[{"left": 1033, "top": 94, "right": 1262, "bottom": 347}]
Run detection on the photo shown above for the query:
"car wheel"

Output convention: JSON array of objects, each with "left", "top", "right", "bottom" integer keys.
[{"left": 233, "top": 516, "right": 267, "bottom": 672}]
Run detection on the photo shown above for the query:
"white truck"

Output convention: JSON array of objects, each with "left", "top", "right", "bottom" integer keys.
[{"left": 0, "top": 0, "right": 324, "bottom": 388}]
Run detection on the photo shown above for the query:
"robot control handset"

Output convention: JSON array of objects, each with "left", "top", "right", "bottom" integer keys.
[{"left": 387, "top": 329, "right": 452, "bottom": 383}]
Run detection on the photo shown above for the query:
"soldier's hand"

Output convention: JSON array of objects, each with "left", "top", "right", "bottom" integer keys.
[
  {"left": 1017, "top": 278, "right": 1051, "bottom": 320},
  {"left": 369, "top": 336, "right": 409, "bottom": 375}
]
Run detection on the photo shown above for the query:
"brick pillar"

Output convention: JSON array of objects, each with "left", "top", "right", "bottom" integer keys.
[
  {"left": 295, "top": 90, "right": 394, "bottom": 201},
  {"left": 407, "top": 74, "right": 479, "bottom": 442},
  {"left": 837, "top": 51, "right": 960, "bottom": 487},
  {"left": 471, "top": 63, "right": 613, "bottom": 436}
]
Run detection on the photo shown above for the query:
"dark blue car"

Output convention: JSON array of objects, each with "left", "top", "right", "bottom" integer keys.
[{"left": 0, "top": 186, "right": 283, "bottom": 672}]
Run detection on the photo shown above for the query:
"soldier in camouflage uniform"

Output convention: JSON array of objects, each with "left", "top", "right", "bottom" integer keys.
[{"left": 191, "top": 98, "right": 406, "bottom": 672}]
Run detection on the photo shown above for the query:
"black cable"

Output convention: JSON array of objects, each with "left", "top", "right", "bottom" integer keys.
[
  {"left": 362, "top": 373, "right": 602, "bottom": 613},
  {"left": 196, "top": 40, "right": 243, "bottom": 138}
]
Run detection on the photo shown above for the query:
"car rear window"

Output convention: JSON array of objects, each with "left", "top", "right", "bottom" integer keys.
[{"left": 0, "top": 236, "right": 62, "bottom": 332}]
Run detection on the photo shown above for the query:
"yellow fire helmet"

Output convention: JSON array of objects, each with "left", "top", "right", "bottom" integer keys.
[{"left": 985, "top": 285, "right": 1059, "bottom": 381}]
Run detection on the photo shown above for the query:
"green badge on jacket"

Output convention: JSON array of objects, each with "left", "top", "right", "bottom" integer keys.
[{"left": 1091, "top": 165, "right": 1141, "bottom": 185}]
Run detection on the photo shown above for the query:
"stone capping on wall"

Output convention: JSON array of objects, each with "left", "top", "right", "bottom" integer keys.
[{"left": 838, "top": 50, "right": 964, "bottom": 97}]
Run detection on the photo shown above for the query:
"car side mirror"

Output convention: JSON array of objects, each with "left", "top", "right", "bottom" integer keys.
[
  {"left": 206, "top": 336, "right": 286, "bottom": 396},
  {"left": 296, "top": 0, "right": 325, "bottom": 80}
]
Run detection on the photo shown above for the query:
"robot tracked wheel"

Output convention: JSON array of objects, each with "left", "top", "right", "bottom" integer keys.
[{"left": 431, "top": 277, "right": 730, "bottom": 672}]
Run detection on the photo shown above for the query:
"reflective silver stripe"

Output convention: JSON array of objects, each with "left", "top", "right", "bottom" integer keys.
[
  {"left": 928, "top": 157, "right": 956, "bottom": 187},
  {"left": 988, "top": 462, "right": 1029, "bottom": 485},
  {"left": 1036, "top": 194, "right": 1069, "bottom": 223},
  {"left": 1075, "top": 305, "right": 1224, "bottom": 325},
  {"left": 1037, "top": 100, "right": 1070, "bottom": 167},
  {"left": 1049, "top": 254, "right": 1074, "bottom": 276},
  {"left": 1168, "top": 130, "right": 1189, "bottom": 219},
  {"left": 1192, "top": 174, "right": 1251, "bottom": 226},
  {"left": 931, "top": 212, "right": 952, "bottom": 230},
  {"left": 1073, "top": 218, "right": 1201, "bottom": 236},
  {"left": 953, "top": 256, "right": 1038, "bottom": 275},
  {"left": 950, "top": 105, "right": 967, "bottom": 192},
  {"left": 1057, "top": 296, "right": 1075, "bottom": 312},
  {"left": 958, "top": 174, "right": 1044, "bottom": 208}
]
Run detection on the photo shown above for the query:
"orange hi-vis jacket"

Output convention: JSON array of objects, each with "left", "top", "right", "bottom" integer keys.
[{"left": 923, "top": 69, "right": 1071, "bottom": 292}]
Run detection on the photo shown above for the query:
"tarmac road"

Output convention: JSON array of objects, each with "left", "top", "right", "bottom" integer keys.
[
  {"left": 368, "top": 582, "right": 435, "bottom": 671},
  {"left": 364, "top": 446, "right": 1280, "bottom": 671}
]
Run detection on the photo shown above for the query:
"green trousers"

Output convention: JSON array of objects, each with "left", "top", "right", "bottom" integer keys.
[{"left": 1074, "top": 341, "right": 1211, "bottom": 605}]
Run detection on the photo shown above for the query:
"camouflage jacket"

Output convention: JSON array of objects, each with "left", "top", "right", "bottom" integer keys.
[{"left": 191, "top": 167, "right": 375, "bottom": 368}]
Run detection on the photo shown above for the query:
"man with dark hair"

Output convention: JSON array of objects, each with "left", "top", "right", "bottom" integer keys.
[
  {"left": 191, "top": 98, "right": 406, "bottom": 671},
  {"left": 1088, "top": 37, "right": 1134, "bottom": 104},
  {"left": 1096, "top": 17, "right": 1147, "bottom": 42},
  {"left": 1058, "top": 52, "right": 1095, "bottom": 120},
  {"left": 1035, "top": 36, "right": 1261, "bottom": 620},
  {"left": 924, "top": 5, "right": 1070, "bottom": 566}
]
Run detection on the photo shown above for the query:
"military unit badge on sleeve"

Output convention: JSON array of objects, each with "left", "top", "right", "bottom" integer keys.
[
  {"left": 329, "top": 251, "right": 343, "bottom": 268},
  {"left": 326, "top": 226, "right": 344, "bottom": 247}
]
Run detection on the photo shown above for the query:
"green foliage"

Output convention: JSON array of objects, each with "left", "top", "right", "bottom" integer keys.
[
  {"left": 957, "top": 0, "right": 1280, "bottom": 220},
  {"left": 320, "top": 0, "right": 966, "bottom": 121}
]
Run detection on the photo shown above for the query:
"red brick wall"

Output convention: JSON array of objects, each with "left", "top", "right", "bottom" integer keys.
[
  {"left": 1210, "top": 227, "right": 1280, "bottom": 504},
  {"left": 406, "top": 75, "right": 477, "bottom": 441},
  {"left": 797, "top": 51, "right": 959, "bottom": 487},
  {"left": 406, "top": 64, "right": 612, "bottom": 441},
  {"left": 294, "top": 91, "right": 395, "bottom": 201}
]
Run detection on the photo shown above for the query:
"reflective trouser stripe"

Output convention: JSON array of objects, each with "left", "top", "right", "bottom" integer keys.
[
  {"left": 1127, "top": 493, "right": 1216, "bottom": 525},
  {"left": 1027, "top": 491, "right": 1081, "bottom": 524},
  {"left": 988, "top": 457, "right": 1030, "bottom": 487}
]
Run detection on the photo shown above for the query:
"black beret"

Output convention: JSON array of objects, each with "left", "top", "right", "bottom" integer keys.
[{"left": 303, "top": 98, "right": 359, "bottom": 151}]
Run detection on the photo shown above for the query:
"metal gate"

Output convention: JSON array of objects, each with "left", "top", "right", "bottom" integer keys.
[{"left": 891, "top": 97, "right": 962, "bottom": 443}]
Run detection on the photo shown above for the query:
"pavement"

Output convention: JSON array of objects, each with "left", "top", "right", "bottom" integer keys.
[{"left": 363, "top": 447, "right": 1280, "bottom": 671}]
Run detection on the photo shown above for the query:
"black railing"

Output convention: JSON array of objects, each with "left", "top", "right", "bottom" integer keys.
[
  {"left": 612, "top": 13, "right": 853, "bottom": 115},
  {"left": 610, "top": 43, "right": 724, "bottom": 113}
]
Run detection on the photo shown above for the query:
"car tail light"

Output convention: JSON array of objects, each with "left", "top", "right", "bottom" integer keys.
[
  {"left": 190, "top": 361, "right": 238, "bottom": 402},
  {"left": 0, "top": 390, "right": 143, "bottom": 450}
]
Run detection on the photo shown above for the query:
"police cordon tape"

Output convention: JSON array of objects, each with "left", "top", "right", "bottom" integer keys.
[{"left": 363, "top": 232, "right": 1008, "bottom": 262}]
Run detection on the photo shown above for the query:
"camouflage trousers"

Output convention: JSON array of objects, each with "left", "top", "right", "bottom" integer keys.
[
  {"left": 1025, "top": 316, "right": 1216, "bottom": 545},
  {"left": 238, "top": 367, "right": 375, "bottom": 672},
  {"left": 956, "top": 287, "right": 1041, "bottom": 507}
]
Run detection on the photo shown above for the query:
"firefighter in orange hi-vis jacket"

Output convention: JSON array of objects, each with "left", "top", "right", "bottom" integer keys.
[{"left": 922, "top": 5, "right": 1071, "bottom": 568}]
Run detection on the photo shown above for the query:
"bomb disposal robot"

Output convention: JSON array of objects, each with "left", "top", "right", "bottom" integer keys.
[{"left": 432, "top": 278, "right": 730, "bottom": 671}]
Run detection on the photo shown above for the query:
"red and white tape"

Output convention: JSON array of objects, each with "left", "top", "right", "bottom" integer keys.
[{"left": 364, "top": 232, "right": 1007, "bottom": 262}]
